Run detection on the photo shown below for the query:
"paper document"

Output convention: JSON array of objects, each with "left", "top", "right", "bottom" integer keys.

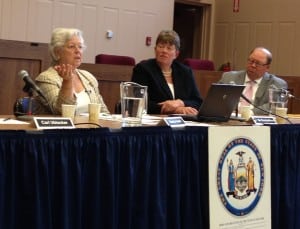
[
  {"left": 0, "top": 118, "right": 30, "bottom": 124},
  {"left": 142, "top": 115, "right": 162, "bottom": 125}
]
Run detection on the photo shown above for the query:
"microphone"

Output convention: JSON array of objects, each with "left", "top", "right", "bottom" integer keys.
[
  {"left": 230, "top": 81, "right": 292, "bottom": 124},
  {"left": 269, "top": 84, "right": 295, "bottom": 99},
  {"left": 240, "top": 94, "right": 293, "bottom": 124},
  {"left": 280, "top": 88, "right": 300, "bottom": 100},
  {"left": 283, "top": 89, "right": 295, "bottom": 99},
  {"left": 18, "top": 70, "right": 47, "bottom": 101}
]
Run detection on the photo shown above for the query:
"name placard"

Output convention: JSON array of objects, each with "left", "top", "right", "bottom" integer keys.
[
  {"left": 34, "top": 117, "right": 75, "bottom": 129},
  {"left": 251, "top": 116, "right": 277, "bottom": 125},
  {"left": 158, "top": 117, "right": 185, "bottom": 127}
]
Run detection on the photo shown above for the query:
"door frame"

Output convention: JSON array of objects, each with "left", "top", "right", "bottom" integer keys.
[{"left": 174, "top": 0, "right": 214, "bottom": 59}]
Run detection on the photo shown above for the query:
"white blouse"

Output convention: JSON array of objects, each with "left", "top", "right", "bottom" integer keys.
[
  {"left": 74, "top": 90, "right": 91, "bottom": 114},
  {"left": 167, "top": 83, "right": 175, "bottom": 99}
]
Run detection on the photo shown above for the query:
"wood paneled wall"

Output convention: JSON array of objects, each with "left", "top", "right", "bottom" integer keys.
[
  {"left": 214, "top": 0, "right": 300, "bottom": 76},
  {"left": 0, "top": 39, "right": 299, "bottom": 115},
  {"left": 0, "top": 39, "right": 51, "bottom": 115}
]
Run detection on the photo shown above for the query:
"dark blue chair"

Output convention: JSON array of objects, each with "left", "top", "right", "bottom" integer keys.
[{"left": 13, "top": 97, "right": 48, "bottom": 116}]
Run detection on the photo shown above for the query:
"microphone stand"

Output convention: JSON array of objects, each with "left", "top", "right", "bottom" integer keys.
[
  {"left": 23, "top": 84, "right": 34, "bottom": 115},
  {"left": 240, "top": 94, "right": 293, "bottom": 124},
  {"left": 16, "top": 83, "right": 36, "bottom": 120}
]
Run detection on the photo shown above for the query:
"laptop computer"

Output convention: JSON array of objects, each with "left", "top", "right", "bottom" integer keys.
[{"left": 174, "top": 83, "right": 245, "bottom": 122}]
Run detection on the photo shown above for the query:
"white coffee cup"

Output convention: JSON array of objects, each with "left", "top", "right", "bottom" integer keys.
[
  {"left": 88, "top": 103, "right": 100, "bottom": 123},
  {"left": 61, "top": 104, "right": 76, "bottom": 120},
  {"left": 239, "top": 105, "right": 252, "bottom": 121}
]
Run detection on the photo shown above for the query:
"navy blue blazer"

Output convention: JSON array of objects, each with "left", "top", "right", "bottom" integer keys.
[{"left": 131, "top": 59, "right": 203, "bottom": 114}]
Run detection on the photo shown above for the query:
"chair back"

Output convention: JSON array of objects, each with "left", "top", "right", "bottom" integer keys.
[
  {"left": 95, "top": 54, "right": 136, "bottom": 66},
  {"left": 183, "top": 58, "right": 215, "bottom": 71}
]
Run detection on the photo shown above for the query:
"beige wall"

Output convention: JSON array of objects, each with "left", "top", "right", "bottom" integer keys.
[
  {"left": 1, "top": 0, "right": 300, "bottom": 76},
  {"left": 0, "top": 0, "right": 174, "bottom": 64},
  {"left": 214, "top": 0, "right": 300, "bottom": 75}
]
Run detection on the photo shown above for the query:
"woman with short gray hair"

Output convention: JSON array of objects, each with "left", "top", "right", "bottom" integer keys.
[{"left": 35, "top": 27, "right": 109, "bottom": 115}]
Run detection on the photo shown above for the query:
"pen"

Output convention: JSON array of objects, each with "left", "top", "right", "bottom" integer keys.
[{"left": 3, "top": 118, "right": 11, "bottom": 121}]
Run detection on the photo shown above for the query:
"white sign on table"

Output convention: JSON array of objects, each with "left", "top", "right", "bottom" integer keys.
[
  {"left": 34, "top": 117, "right": 75, "bottom": 129},
  {"left": 208, "top": 126, "right": 271, "bottom": 229}
]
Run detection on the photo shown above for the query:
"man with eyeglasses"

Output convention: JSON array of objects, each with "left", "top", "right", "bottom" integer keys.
[{"left": 218, "top": 47, "right": 287, "bottom": 115}]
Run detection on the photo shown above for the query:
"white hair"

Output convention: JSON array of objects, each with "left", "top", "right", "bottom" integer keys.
[{"left": 49, "top": 28, "right": 86, "bottom": 65}]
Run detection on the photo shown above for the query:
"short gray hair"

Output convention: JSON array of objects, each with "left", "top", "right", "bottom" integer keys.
[{"left": 49, "top": 28, "right": 86, "bottom": 65}]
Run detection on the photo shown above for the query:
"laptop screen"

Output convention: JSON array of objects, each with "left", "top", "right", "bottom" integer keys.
[{"left": 196, "top": 83, "right": 245, "bottom": 122}]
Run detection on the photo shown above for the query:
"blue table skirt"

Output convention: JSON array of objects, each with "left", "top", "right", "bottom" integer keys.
[{"left": 0, "top": 125, "right": 299, "bottom": 229}]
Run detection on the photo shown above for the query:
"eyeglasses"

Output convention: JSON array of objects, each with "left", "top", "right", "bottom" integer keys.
[
  {"left": 247, "top": 58, "right": 268, "bottom": 67},
  {"left": 65, "top": 43, "right": 85, "bottom": 51}
]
